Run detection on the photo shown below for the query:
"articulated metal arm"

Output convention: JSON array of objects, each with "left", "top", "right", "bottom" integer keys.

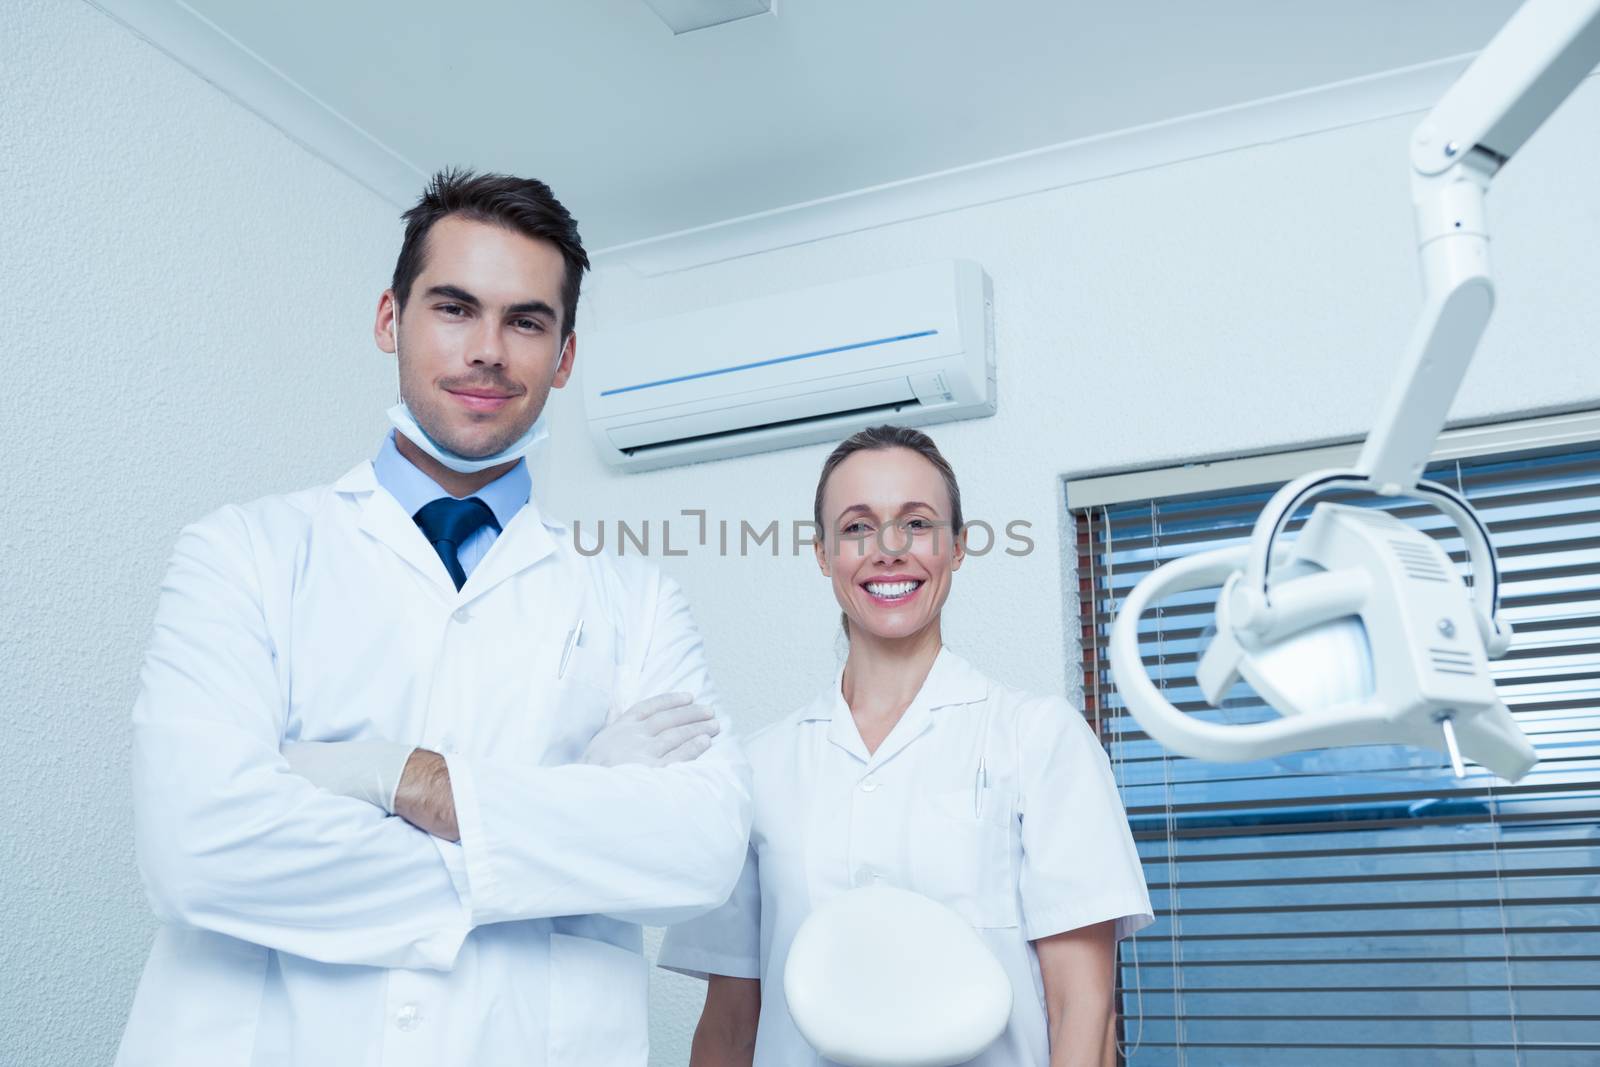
[{"left": 1355, "top": 0, "right": 1600, "bottom": 493}]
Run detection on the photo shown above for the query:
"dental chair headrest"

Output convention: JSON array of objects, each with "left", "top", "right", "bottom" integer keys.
[{"left": 783, "top": 886, "right": 1013, "bottom": 1067}]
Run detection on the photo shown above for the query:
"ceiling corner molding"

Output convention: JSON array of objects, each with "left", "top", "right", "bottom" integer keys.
[
  {"left": 87, "top": 0, "right": 424, "bottom": 207},
  {"left": 594, "top": 53, "right": 1481, "bottom": 277}
]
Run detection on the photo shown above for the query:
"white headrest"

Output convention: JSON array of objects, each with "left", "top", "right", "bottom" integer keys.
[{"left": 783, "top": 886, "right": 1013, "bottom": 1067}]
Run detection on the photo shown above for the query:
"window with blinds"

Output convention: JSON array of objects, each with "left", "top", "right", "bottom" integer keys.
[{"left": 1072, "top": 436, "right": 1600, "bottom": 1067}]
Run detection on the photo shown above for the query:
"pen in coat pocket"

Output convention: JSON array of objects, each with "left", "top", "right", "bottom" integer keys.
[
  {"left": 974, "top": 696, "right": 994, "bottom": 817},
  {"left": 557, "top": 619, "right": 584, "bottom": 679}
]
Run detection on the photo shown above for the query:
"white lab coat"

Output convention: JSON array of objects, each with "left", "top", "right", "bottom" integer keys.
[
  {"left": 657, "top": 646, "right": 1152, "bottom": 1066},
  {"left": 116, "top": 459, "right": 752, "bottom": 1067}
]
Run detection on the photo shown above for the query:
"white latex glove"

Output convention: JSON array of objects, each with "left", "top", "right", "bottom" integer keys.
[
  {"left": 281, "top": 740, "right": 416, "bottom": 812},
  {"left": 580, "top": 692, "right": 721, "bottom": 768}
]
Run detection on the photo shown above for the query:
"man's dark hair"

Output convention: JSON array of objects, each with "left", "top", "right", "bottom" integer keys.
[{"left": 392, "top": 169, "right": 590, "bottom": 337}]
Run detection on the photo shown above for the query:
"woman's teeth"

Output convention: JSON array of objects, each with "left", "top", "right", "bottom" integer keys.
[{"left": 865, "top": 580, "right": 922, "bottom": 600}]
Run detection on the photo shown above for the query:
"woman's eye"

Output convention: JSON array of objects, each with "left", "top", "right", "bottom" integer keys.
[
  {"left": 905, "top": 518, "right": 932, "bottom": 530},
  {"left": 842, "top": 522, "right": 869, "bottom": 534}
]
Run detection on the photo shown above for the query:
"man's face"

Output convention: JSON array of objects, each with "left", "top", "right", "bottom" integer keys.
[{"left": 375, "top": 214, "right": 575, "bottom": 460}]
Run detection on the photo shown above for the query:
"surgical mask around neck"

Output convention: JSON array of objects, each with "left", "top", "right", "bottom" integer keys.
[
  {"left": 386, "top": 400, "right": 548, "bottom": 474},
  {"left": 388, "top": 325, "right": 549, "bottom": 474}
]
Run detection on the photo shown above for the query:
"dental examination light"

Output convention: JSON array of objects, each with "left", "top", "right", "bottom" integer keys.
[{"left": 1109, "top": 0, "right": 1600, "bottom": 784}]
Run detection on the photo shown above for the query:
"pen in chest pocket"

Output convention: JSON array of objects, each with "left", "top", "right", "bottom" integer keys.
[
  {"left": 974, "top": 696, "right": 994, "bottom": 818},
  {"left": 557, "top": 619, "right": 584, "bottom": 679}
]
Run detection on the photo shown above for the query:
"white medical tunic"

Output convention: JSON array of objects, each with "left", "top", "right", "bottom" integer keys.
[
  {"left": 657, "top": 646, "right": 1151, "bottom": 1065},
  {"left": 116, "top": 459, "right": 752, "bottom": 1067}
]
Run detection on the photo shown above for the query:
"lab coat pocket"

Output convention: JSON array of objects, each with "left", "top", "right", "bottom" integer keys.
[
  {"left": 538, "top": 679, "right": 614, "bottom": 766},
  {"left": 911, "top": 787, "right": 1019, "bottom": 929},
  {"left": 547, "top": 932, "right": 649, "bottom": 1066},
  {"left": 558, "top": 616, "right": 620, "bottom": 691}
]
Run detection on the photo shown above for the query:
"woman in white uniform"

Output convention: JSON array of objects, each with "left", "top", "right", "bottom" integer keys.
[{"left": 658, "top": 425, "right": 1152, "bottom": 1066}]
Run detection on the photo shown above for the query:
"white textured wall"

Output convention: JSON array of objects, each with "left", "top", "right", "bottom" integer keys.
[
  {"left": 546, "top": 82, "right": 1600, "bottom": 1064},
  {"left": 0, "top": 2, "right": 400, "bottom": 1062}
]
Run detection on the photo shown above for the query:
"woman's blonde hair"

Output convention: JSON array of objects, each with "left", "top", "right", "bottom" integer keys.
[{"left": 813, "top": 424, "right": 964, "bottom": 637}]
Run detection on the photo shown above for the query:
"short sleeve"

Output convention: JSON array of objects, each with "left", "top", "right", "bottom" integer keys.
[
  {"left": 1016, "top": 696, "right": 1154, "bottom": 942},
  {"left": 656, "top": 844, "right": 762, "bottom": 981}
]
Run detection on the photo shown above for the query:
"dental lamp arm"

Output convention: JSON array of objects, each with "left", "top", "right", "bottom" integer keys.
[
  {"left": 1105, "top": 1, "right": 1594, "bottom": 784},
  {"left": 1413, "top": 0, "right": 1600, "bottom": 177},
  {"left": 1355, "top": 0, "right": 1600, "bottom": 494}
]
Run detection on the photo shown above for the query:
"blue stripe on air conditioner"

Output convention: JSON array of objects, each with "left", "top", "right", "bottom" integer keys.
[{"left": 598, "top": 329, "right": 939, "bottom": 397}]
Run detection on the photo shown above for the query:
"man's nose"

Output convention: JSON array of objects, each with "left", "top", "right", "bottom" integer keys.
[{"left": 467, "top": 320, "right": 507, "bottom": 367}]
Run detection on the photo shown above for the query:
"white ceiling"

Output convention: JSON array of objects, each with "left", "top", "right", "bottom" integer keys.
[{"left": 171, "top": 0, "right": 1521, "bottom": 249}]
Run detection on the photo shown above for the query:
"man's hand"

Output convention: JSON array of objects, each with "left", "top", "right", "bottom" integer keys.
[
  {"left": 282, "top": 741, "right": 458, "bottom": 842},
  {"left": 282, "top": 692, "right": 718, "bottom": 845},
  {"left": 388, "top": 694, "right": 719, "bottom": 848},
  {"left": 281, "top": 740, "right": 415, "bottom": 812},
  {"left": 581, "top": 692, "right": 721, "bottom": 768},
  {"left": 393, "top": 749, "right": 459, "bottom": 842}
]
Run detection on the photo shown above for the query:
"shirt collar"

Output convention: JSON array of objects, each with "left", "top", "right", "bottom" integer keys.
[
  {"left": 372, "top": 428, "right": 531, "bottom": 528},
  {"left": 799, "top": 644, "right": 990, "bottom": 724}
]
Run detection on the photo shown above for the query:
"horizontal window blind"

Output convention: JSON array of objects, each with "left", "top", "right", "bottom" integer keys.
[{"left": 1074, "top": 439, "right": 1600, "bottom": 1067}]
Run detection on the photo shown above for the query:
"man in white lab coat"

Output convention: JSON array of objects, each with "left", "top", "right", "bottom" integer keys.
[{"left": 116, "top": 170, "right": 753, "bottom": 1067}]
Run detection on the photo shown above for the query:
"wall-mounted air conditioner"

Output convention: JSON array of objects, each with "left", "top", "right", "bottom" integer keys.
[{"left": 582, "top": 260, "right": 995, "bottom": 472}]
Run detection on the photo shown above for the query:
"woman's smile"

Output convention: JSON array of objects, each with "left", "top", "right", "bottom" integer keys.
[{"left": 860, "top": 575, "right": 925, "bottom": 604}]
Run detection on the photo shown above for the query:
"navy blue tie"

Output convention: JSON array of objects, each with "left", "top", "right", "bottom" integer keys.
[{"left": 413, "top": 497, "right": 501, "bottom": 590}]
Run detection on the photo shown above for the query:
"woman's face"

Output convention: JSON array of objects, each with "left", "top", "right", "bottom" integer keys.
[{"left": 816, "top": 447, "right": 964, "bottom": 643}]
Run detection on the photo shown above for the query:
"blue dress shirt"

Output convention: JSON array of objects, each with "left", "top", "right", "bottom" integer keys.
[{"left": 372, "top": 429, "right": 531, "bottom": 580}]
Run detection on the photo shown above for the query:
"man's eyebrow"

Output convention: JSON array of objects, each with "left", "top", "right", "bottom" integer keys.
[
  {"left": 506, "top": 300, "right": 558, "bottom": 321},
  {"left": 424, "top": 285, "right": 556, "bottom": 322},
  {"left": 424, "top": 284, "right": 481, "bottom": 308}
]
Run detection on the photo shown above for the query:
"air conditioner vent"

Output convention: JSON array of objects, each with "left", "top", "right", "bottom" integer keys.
[
  {"left": 584, "top": 260, "right": 995, "bottom": 471},
  {"left": 621, "top": 397, "right": 922, "bottom": 457}
]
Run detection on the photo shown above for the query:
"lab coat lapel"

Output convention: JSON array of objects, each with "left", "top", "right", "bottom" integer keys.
[
  {"left": 863, "top": 703, "right": 933, "bottom": 771},
  {"left": 805, "top": 665, "right": 867, "bottom": 763},
  {"left": 336, "top": 460, "right": 562, "bottom": 602},
  {"left": 458, "top": 494, "right": 559, "bottom": 606},
  {"left": 824, "top": 689, "right": 872, "bottom": 764},
  {"left": 861, "top": 646, "right": 989, "bottom": 771},
  {"left": 923, "top": 647, "right": 991, "bottom": 711},
  {"left": 337, "top": 462, "right": 456, "bottom": 591}
]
